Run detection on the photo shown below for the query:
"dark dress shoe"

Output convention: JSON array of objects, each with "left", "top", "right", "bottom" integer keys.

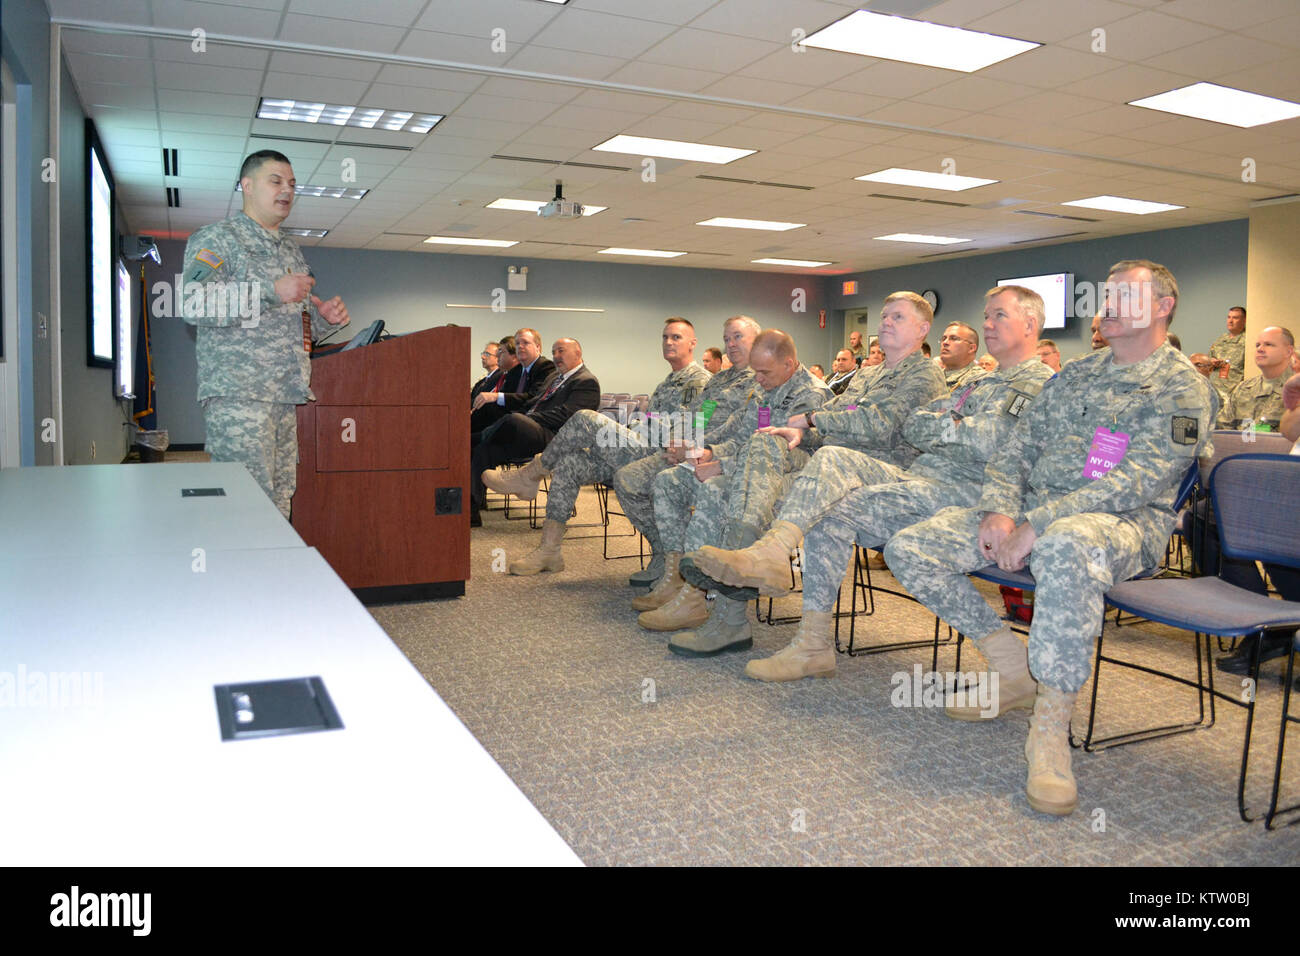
[{"left": 1217, "top": 631, "right": 1293, "bottom": 675}]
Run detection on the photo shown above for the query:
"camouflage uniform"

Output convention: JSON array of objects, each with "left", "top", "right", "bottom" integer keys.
[
  {"left": 537, "top": 362, "right": 709, "bottom": 523},
  {"left": 1218, "top": 371, "right": 1288, "bottom": 429},
  {"left": 653, "top": 367, "right": 829, "bottom": 555},
  {"left": 1210, "top": 331, "right": 1246, "bottom": 389},
  {"left": 182, "top": 212, "right": 335, "bottom": 517},
  {"left": 680, "top": 353, "right": 946, "bottom": 569},
  {"left": 944, "top": 361, "right": 987, "bottom": 392},
  {"left": 611, "top": 366, "right": 755, "bottom": 554},
  {"left": 883, "top": 344, "right": 1216, "bottom": 693},
  {"left": 791, "top": 358, "right": 1055, "bottom": 610}
]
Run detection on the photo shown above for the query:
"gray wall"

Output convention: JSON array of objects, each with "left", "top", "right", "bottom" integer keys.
[
  {"left": 148, "top": 241, "right": 834, "bottom": 445},
  {"left": 830, "top": 220, "right": 1249, "bottom": 363}
]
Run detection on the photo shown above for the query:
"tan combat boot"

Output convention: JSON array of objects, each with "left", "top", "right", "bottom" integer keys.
[
  {"left": 691, "top": 521, "right": 802, "bottom": 596},
  {"left": 508, "top": 518, "right": 566, "bottom": 575},
  {"left": 668, "top": 595, "right": 752, "bottom": 657},
  {"left": 638, "top": 584, "right": 709, "bottom": 632},
  {"left": 482, "top": 453, "right": 551, "bottom": 501},
  {"left": 744, "top": 610, "right": 836, "bottom": 681},
  {"left": 630, "top": 552, "right": 685, "bottom": 611},
  {"left": 1025, "top": 684, "right": 1078, "bottom": 816},
  {"left": 945, "top": 626, "right": 1038, "bottom": 721}
]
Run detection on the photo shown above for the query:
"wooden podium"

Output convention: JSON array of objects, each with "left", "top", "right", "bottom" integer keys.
[{"left": 293, "top": 325, "right": 469, "bottom": 602}]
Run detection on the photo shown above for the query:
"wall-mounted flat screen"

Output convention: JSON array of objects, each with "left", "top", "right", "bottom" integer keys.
[
  {"left": 997, "top": 272, "right": 1072, "bottom": 330},
  {"left": 87, "top": 120, "right": 115, "bottom": 368}
]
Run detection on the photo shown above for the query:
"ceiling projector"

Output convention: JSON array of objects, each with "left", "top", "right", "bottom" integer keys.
[{"left": 538, "top": 181, "right": 583, "bottom": 219}]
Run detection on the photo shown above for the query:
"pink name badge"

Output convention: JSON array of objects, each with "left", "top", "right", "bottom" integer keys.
[
  {"left": 1083, "top": 427, "right": 1130, "bottom": 480},
  {"left": 845, "top": 404, "right": 858, "bottom": 411},
  {"left": 756, "top": 407, "right": 772, "bottom": 428}
]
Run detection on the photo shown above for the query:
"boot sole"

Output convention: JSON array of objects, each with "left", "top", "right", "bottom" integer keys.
[
  {"left": 1027, "top": 792, "right": 1077, "bottom": 816},
  {"left": 509, "top": 561, "right": 564, "bottom": 576},
  {"left": 628, "top": 575, "right": 658, "bottom": 588},
  {"left": 694, "top": 553, "right": 791, "bottom": 596},
  {"left": 944, "top": 695, "right": 1036, "bottom": 722},
  {"left": 668, "top": 637, "right": 753, "bottom": 658},
  {"left": 639, "top": 612, "right": 710, "bottom": 632},
  {"left": 745, "top": 665, "right": 836, "bottom": 681}
]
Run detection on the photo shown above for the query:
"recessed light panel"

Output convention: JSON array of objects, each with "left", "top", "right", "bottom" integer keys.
[
  {"left": 697, "top": 217, "right": 804, "bottom": 231},
  {"left": 803, "top": 10, "right": 1039, "bottom": 73},
  {"left": 855, "top": 167, "right": 998, "bottom": 191},
  {"left": 257, "top": 98, "right": 443, "bottom": 133},
  {"left": 597, "top": 247, "right": 685, "bottom": 258},
  {"left": 874, "top": 233, "right": 971, "bottom": 245},
  {"left": 752, "top": 258, "right": 832, "bottom": 267},
  {"left": 1061, "top": 196, "right": 1183, "bottom": 215},
  {"left": 1129, "top": 83, "right": 1300, "bottom": 128},
  {"left": 424, "top": 236, "right": 519, "bottom": 247},
  {"left": 235, "top": 183, "right": 368, "bottom": 199},
  {"left": 281, "top": 227, "right": 329, "bottom": 238},
  {"left": 592, "top": 134, "right": 755, "bottom": 164}
]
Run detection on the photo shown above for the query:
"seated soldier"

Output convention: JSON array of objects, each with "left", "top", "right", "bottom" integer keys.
[
  {"left": 1217, "top": 325, "right": 1294, "bottom": 431},
  {"left": 938, "top": 321, "right": 986, "bottom": 391},
  {"left": 645, "top": 293, "right": 947, "bottom": 657},
  {"left": 633, "top": 330, "right": 831, "bottom": 639},
  {"left": 880, "top": 259, "right": 1214, "bottom": 816},
  {"left": 481, "top": 318, "right": 709, "bottom": 574},
  {"left": 611, "top": 316, "right": 760, "bottom": 589},
  {"left": 693, "top": 285, "right": 1053, "bottom": 681}
]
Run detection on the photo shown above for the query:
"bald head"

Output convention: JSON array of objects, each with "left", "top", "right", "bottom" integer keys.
[
  {"left": 750, "top": 329, "right": 799, "bottom": 391},
  {"left": 551, "top": 337, "right": 583, "bottom": 374},
  {"left": 1255, "top": 326, "right": 1295, "bottom": 378}
]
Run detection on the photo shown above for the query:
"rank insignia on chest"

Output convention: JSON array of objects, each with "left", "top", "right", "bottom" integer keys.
[{"left": 1171, "top": 415, "right": 1199, "bottom": 445}]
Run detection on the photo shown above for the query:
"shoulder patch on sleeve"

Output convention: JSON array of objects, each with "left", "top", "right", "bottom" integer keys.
[
  {"left": 195, "top": 248, "right": 224, "bottom": 269},
  {"left": 1003, "top": 391, "right": 1031, "bottom": 418},
  {"left": 1172, "top": 415, "right": 1199, "bottom": 446}
]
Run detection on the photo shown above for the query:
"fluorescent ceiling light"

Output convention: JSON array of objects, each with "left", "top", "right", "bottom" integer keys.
[
  {"left": 803, "top": 10, "right": 1039, "bottom": 73},
  {"left": 235, "top": 183, "right": 368, "bottom": 200},
  {"left": 752, "top": 258, "right": 832, "bottom": 268},
  {"left": 486, "top": 198, "right": 607, "bottom": 215},
  {"left": 1061, "top": 195, "right": 1184, "bottom": 215},
  {"left": 597, "top": 247, "right": 685, "bottom": 258},
  {"left": 697, "top": 217, "right": 804, "bottom": 231},
  {"left": 592, "top": 134, "right": 754, "bottom": 165},
  {"left": 1128, "top": 82, "right": 1300, "bottom": 128},
  {"left": 424, "top": 236, "right": 518, "bottom": 247},
  {"left": 281, "top": 227, "right": 328, "bottom": 238},
  {"left": 257, "top": 98, "right": 443, "bottom": 133},
  {"left": 855, "top": 167, "right": 998, "bottom": 191},
  {"left": 874, "top": 233, "right": 970, "bottom": 245}
]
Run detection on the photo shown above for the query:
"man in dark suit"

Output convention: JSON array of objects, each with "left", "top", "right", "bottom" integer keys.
[
  {"left": 470, "top": 337, "right": 600, "bottom": 524},
  {"left": 470, "top": 334, "right": 521, "bottom": 438},
  {"left": 470, "top": 340, "right": 502, "bottom": 404},
  {"left": 473, "top": 327, "right": 554, "bottom": 417}
]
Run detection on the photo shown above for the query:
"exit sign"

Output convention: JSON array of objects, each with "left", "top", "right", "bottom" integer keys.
[{"left": 842, "top": 280, "right": 858, "bottom": 295}]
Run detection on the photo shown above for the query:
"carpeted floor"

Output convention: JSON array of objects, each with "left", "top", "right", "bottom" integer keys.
[{"left": 369, "top": 487, "right": 1300, "bottom": 866}]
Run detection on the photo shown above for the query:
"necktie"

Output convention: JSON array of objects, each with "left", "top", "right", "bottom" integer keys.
[
  {"left": 536, "top": 374, "right": 563, "bottom": 404},
  {"left": 518, "top": 365, "right": 528, "bottom": 394}
]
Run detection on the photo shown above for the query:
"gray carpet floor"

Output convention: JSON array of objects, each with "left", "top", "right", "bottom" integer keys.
[{"left": 378, "top": 489, "right": 1300, "bottom": 865}]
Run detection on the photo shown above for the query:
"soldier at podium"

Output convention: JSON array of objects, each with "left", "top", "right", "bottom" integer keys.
[{"left": 182, "top": 149, "right": 350, "bottom": 519}]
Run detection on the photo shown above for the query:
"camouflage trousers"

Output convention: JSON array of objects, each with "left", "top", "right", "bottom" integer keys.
[
  {"left": 883, "top": 507, "right": 1146, "bottom": 692},
  {"left": 202, "top": 397, "right": 298, "bottom": 518},
  {"left": 653, "top": 464, "right": 730, "bottom": 553},
  {"left": 777, "top": 445, "right": 907, "bottom": 532},
  {"left": 611, "top": 450, "right": 674, "bottom": 554},
  {"left": 800, "top": 475, "right": 977, "bottom": 611},
  {"left": 538, "top": 409, "right": 655, "bottom": 524}
]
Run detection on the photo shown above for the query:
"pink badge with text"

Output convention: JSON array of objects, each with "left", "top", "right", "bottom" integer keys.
[
  {"left": 1084, "top": 427, "right": 1130, "bottom": 480},
  {"left": 756, "top": 407, "right": 771, "bottom": 428}
]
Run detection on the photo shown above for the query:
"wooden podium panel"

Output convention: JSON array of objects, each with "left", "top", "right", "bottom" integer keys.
[{"left": 293, "top": 326, "right": 469, "bottom": 601}]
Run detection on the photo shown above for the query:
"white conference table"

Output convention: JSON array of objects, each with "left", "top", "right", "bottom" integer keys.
[
  {"left": 0, "top": 462, "right": 304, "bottom": 556},
  {"left": 1, "top": 464, "right": 580, "bottom": 866}
]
